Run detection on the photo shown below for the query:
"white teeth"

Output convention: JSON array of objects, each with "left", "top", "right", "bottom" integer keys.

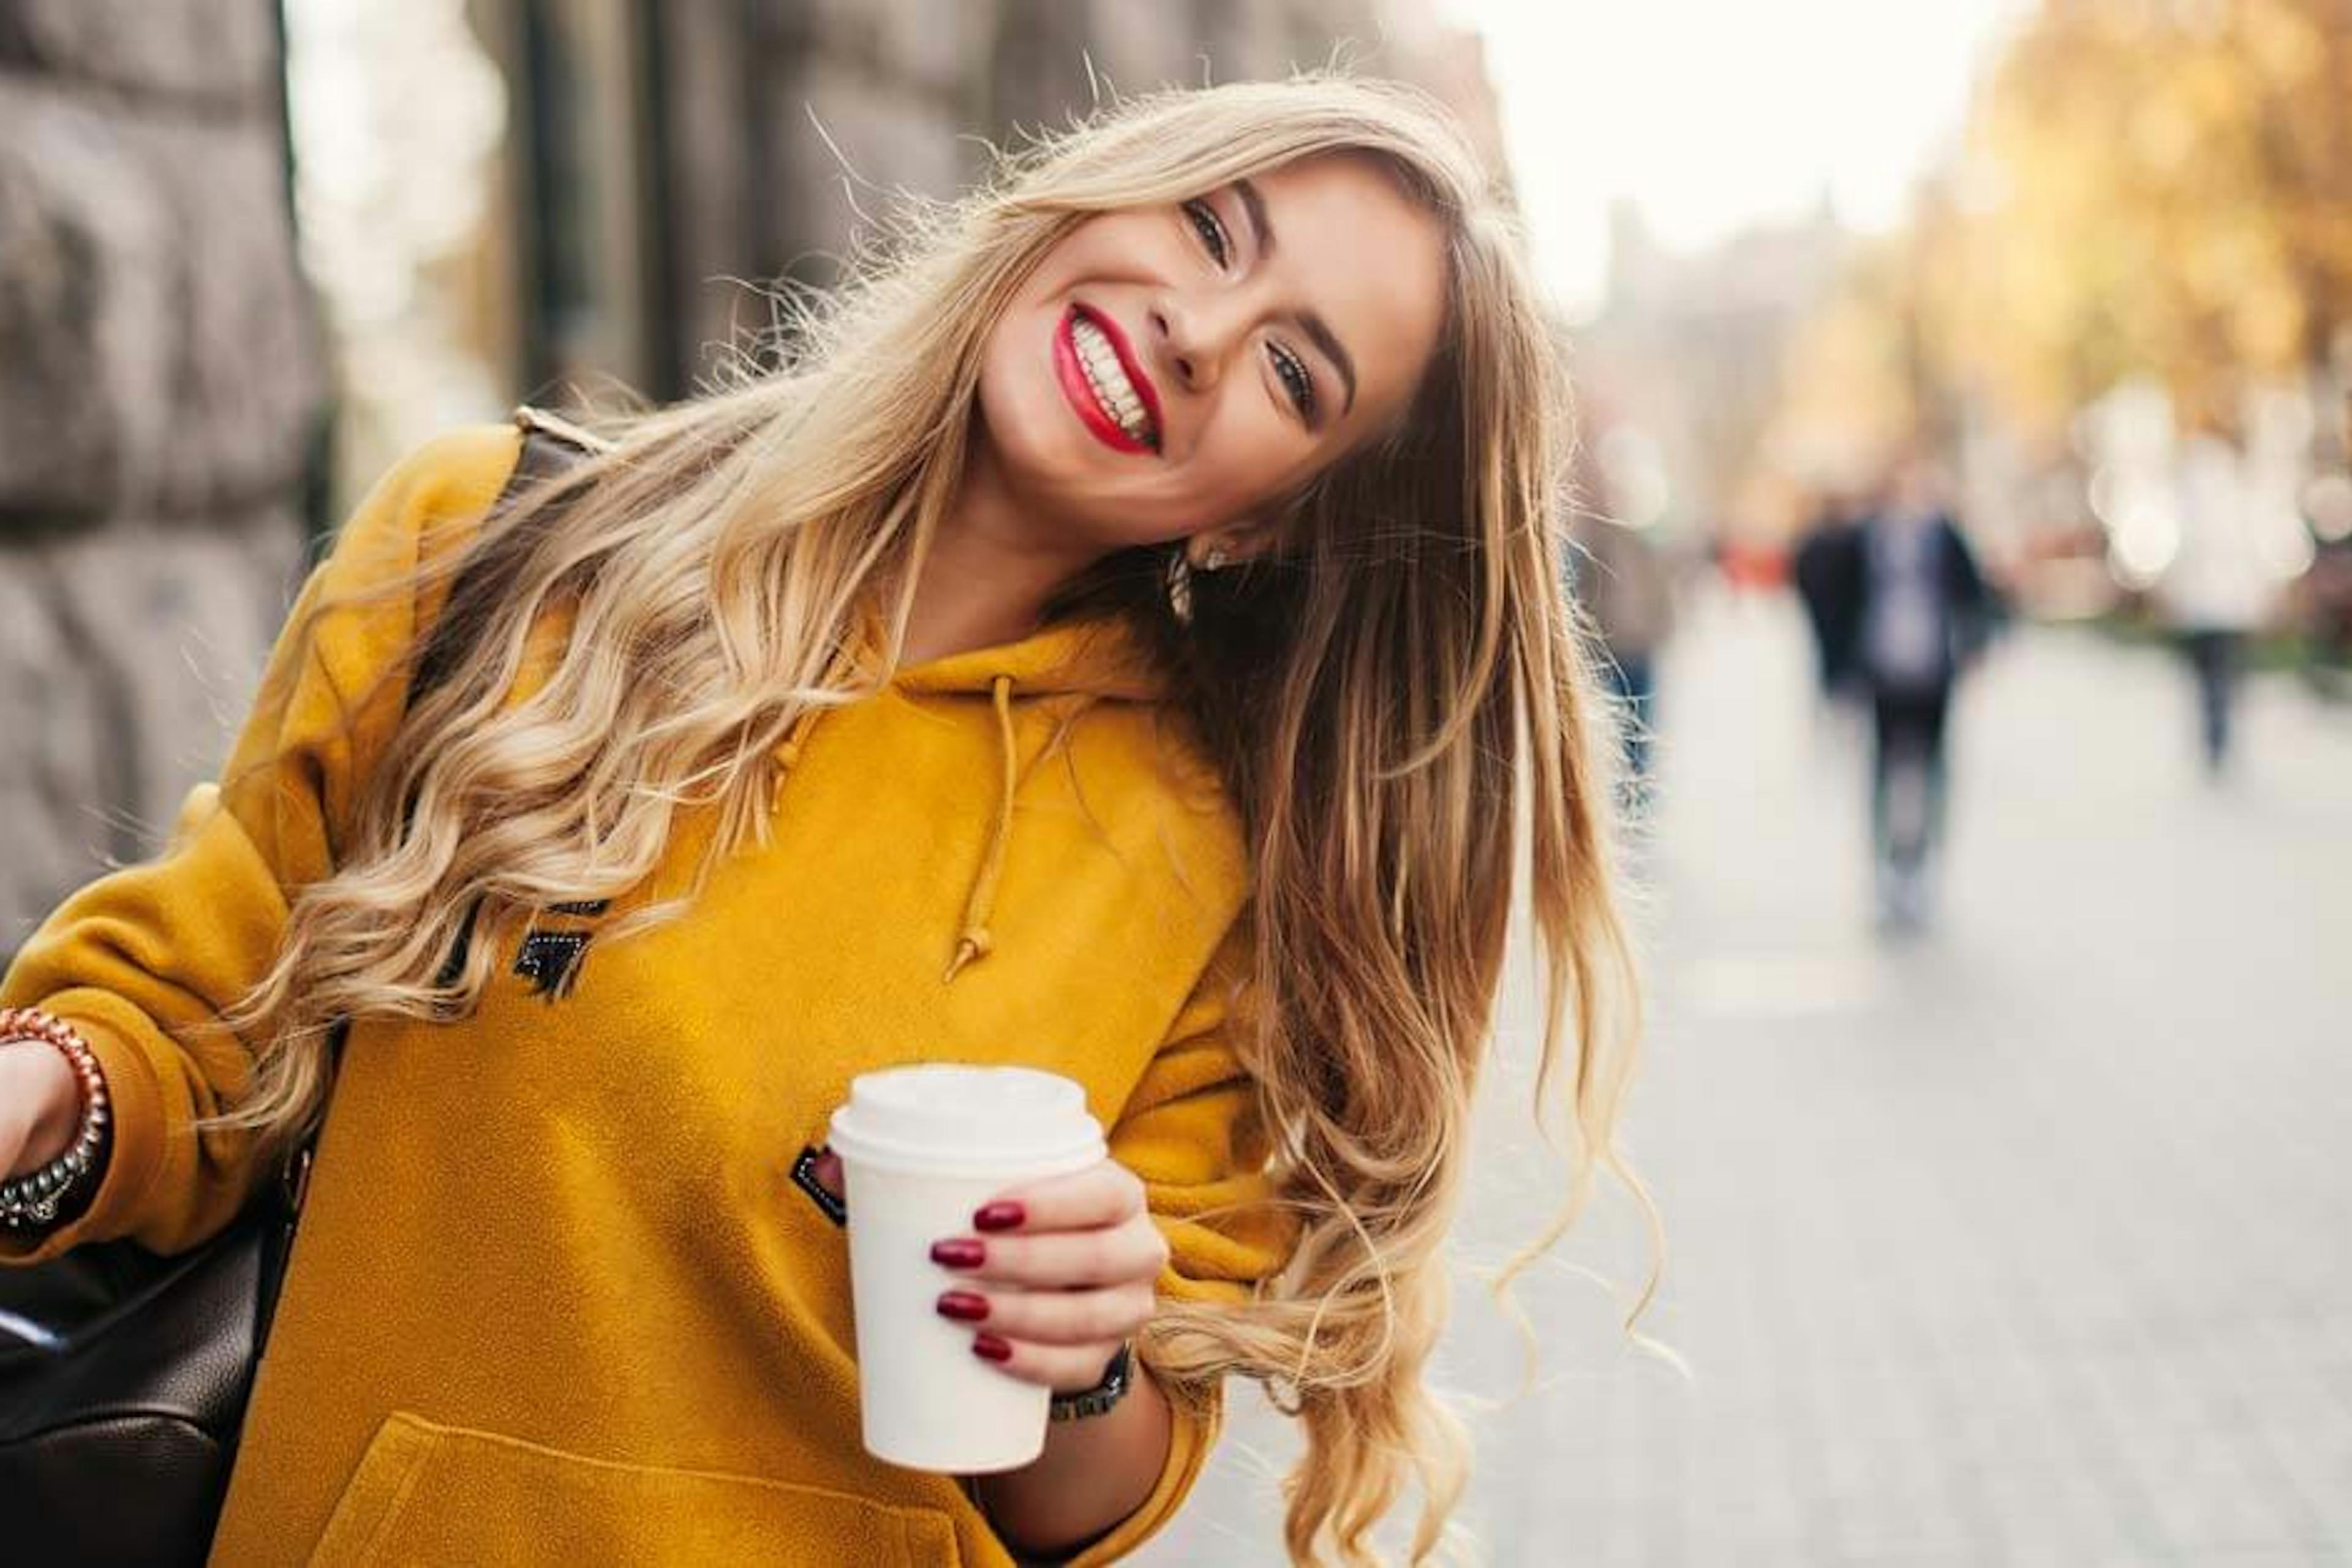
[{"left": 1071, "top": 315, "right": 1154, "bottom": 444}]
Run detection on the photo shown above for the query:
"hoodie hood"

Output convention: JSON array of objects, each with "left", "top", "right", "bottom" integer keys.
[
  {"left": 899, "top": 616, "right": 1169, "bottom": 981},
  {"left": 887, "top": 612, "right": 1168, "bottom": 703},
  {"left": 772, "top": 611, "right": 1182, "bottom": 986}
]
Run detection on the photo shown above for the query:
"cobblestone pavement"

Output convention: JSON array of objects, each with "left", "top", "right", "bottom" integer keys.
[{"left": 1145, "top": 590, "right": 2352, "bottom": 1566}]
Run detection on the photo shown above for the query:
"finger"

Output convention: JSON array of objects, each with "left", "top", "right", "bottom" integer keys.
[
  {"left": 801, "top": 1146, "right": 844, "bottom": 1204},
  {"left": 970, "top": 1158, "right": 1145, "bottom": 1235},
  {"left": 932, "top": 1221, "right": 1169, "bottom": 1290},
  {"left": 937, "top": 1281, "right": 1156, "bottom": 1347},
  {"left": 970, "top": 1330, "right": 1130, "bottom": 1394}
]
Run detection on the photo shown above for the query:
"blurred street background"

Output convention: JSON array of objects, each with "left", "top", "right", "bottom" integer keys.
[
  {"left": 1153, "top": 588, "right": 2352, "bottom": 1565},
  {"left": 4, "top": 1, "right": 2348, "bottom": 1562}
]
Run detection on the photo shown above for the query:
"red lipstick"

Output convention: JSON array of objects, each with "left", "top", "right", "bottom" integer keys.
[{"left": 1053, "top": 304, "right": 1161, "bottom": 455}]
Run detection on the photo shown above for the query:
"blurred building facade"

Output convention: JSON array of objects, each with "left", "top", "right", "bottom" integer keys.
[
  {"left": 0, "top": 1, "right": 327, "bottom": 951},
  {"left": 1575, "top": 200, "right": 1852, "bottom": 543}
]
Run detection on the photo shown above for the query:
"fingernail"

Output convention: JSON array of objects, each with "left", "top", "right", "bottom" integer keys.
[
  {"left": 973, "top": 1200, "right": 1025, "bottom": 1232},
  {"left": 972, "top": 1332, "right": 1012, "bottom": 1363},
  {"left": 930, "top": 1238, "right": 985, "bottom": 1268},
  {"left": 937, "top": 1291, "right": 990, "bottom": 1322}
]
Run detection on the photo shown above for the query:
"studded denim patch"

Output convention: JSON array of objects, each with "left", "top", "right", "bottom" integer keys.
[
  {"left": 547, "top": 899, "right": 612, "bottom": 917},
  {"left": 512, "top": 930, "right": 592, "bottom": 1000}
]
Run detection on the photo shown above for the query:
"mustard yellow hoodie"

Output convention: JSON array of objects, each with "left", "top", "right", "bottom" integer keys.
[{"left": 0, "top": 421, "right": 1292, "bottom": 1565}]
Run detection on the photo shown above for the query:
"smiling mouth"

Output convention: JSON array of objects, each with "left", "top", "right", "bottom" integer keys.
[{"left": 1055, "top": 305, "right": 1161, "bottom": 453}]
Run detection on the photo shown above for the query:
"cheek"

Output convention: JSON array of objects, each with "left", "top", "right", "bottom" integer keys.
[
  {"left": 1185, "top": 401, "right": 1319, "bottom": 516},
  {"left": 976, "top": 307, "right": 1076, "bottom": 468}
]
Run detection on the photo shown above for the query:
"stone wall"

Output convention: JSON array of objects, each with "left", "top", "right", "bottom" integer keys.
[{"left": 0, "top": 0, "right": 326, "bottom": 952}]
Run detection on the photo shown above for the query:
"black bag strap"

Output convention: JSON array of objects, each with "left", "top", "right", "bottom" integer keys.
[{"left": 406, "top": 406, "right": 611, "bottom": 713}]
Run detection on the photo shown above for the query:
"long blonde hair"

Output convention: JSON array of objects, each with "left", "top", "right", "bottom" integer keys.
[{"left": 219, "top": 74, "right": 1657, "bottom": 1564}]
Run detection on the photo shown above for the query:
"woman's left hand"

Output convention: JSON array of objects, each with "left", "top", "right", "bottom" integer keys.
[{"left": 928, "top": 1158, "right": 1168, "bottom": 1392}]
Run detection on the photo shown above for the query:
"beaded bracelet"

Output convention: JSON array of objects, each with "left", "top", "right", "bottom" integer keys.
[{"left": 0, "top": 1006, "right": 111, "bottom": 1231}]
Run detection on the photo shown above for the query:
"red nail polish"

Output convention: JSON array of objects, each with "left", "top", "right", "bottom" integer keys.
[
  {"left": 930, "top": 1238, "right": 985, "bottom": 1268},
  {"left": 973, "top": 1201, "right": 1025, "bottom": 1232},
  {"left": 973, "top": 1332, "right": 1012, "bottom": 1363},
  {"left": 937, "top": 1291, "right": 990, "bottom": 1322}
]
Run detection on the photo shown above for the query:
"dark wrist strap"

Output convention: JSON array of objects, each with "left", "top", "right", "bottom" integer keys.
[{"left": 1049, "top": 1341, "right": 1134, "bottom": 1422}]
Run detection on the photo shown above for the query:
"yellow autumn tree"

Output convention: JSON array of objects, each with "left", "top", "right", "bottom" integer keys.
[{"left": 1932, "top": 0, "right": 2352, "bottom": 440}]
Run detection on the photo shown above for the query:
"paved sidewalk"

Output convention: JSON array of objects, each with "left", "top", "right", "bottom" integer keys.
[{"left": 1145, "top": 592, "right": 2352, "bottom": 1566}]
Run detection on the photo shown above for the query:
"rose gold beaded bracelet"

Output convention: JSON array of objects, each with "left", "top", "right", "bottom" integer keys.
[{"left": 0, "top": 1006, "right": 111, "bottom": 1230}]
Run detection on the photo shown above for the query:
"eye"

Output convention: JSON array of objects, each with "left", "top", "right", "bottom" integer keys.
[
  {"left": 1182, "top": 198, "right": 1231, "bottom": 268},
  {"left": 1268, "top": 342, "right": 1316, "bottom": 420}
]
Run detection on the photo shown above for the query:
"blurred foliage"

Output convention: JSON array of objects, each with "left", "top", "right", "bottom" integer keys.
[
  {"left": 1947, "top": 0, "right": 2352, "bottom": 440},
  {"left": 1966, "top": 0, "right": 2352, "bottom": 430},
  {"left": 1780, "top": 0, "right": 2352, "bottom": 464}
]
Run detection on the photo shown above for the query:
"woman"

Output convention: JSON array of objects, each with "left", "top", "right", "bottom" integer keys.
[{"left": 0, "top": 76, "right": 1652, "bottom": 1564}]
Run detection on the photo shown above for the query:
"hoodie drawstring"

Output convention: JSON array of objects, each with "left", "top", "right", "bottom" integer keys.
[{"left": 944, "top": 674, "right": 1017, "bottom": 983}]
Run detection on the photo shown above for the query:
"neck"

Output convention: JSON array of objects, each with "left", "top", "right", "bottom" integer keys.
[{"left": 902, "top": 438, "right": 1100, "bottom": 668}]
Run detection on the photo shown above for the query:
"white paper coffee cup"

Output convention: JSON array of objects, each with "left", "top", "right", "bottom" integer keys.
[{"left": 827, "top": 1064, "right": 1106, "bottom": 1472}]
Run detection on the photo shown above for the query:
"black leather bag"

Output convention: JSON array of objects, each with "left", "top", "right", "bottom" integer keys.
[
  {"left": 0, "top": 1140, "right": 310, "bottom": 1567},
  {"left": 0, "top": 413, "right": 598, "bottom": 1565}
]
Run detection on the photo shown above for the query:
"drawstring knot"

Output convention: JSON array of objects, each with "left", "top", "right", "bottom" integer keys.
[{"left": 943, "top": 927, "right": 993, "bottom": 982}]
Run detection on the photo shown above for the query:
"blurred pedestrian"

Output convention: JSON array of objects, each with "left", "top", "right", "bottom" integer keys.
[
  {"left": 2157, "top": 412, "right": 2277, "bottom": 774},
  {"left": 0, "top": 78, "right": 1646, "bottom": 1566},
  {"left": 1806, "top": 453, "right": 1995, "bottom": 930},
  {"left": 1791, "top": 488, "right": 1868, "bottom": 701},
  {"left": 1569, "top": 510, "right": 1676, "bottom": 782},
  {"left": 2301, "top": 526, "right": 2352, "bottom": 704}
]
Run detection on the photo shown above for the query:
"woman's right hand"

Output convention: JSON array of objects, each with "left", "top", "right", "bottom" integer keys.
[{"left": 0, "top": 1038, "right": 83, "bottom": 1178}]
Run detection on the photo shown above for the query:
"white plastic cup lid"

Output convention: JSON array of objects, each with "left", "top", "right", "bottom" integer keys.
[{"left": 827, "top": 1065, "right": 1104, "bottom": 1178}]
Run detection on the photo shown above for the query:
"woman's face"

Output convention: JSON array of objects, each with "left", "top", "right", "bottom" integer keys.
[{"left": 974, "top": 153, "right": 1450, "bottom": 556}]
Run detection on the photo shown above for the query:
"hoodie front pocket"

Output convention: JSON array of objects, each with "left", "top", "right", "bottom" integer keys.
[{"left": 310, "top": 1412, "right": 959, "bottom": 1567}]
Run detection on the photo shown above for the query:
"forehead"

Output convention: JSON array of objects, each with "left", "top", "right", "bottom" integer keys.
[{"left": 1249, "top": 154, "right": 1449, "bottom": 428}]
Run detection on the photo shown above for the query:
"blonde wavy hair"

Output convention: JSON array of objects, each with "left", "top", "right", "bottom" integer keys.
[{"left": 217, "top": 74, "right": 1658, "bottom": 1565}]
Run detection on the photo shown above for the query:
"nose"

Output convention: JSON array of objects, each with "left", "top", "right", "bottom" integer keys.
[{"left": 1149, "top": 293, "right": 1246, "bottom": 396}]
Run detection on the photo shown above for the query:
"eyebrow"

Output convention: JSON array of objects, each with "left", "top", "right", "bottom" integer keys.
[{"left": 1234, "top": 178, "right": 1359, "bottom": 418}]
